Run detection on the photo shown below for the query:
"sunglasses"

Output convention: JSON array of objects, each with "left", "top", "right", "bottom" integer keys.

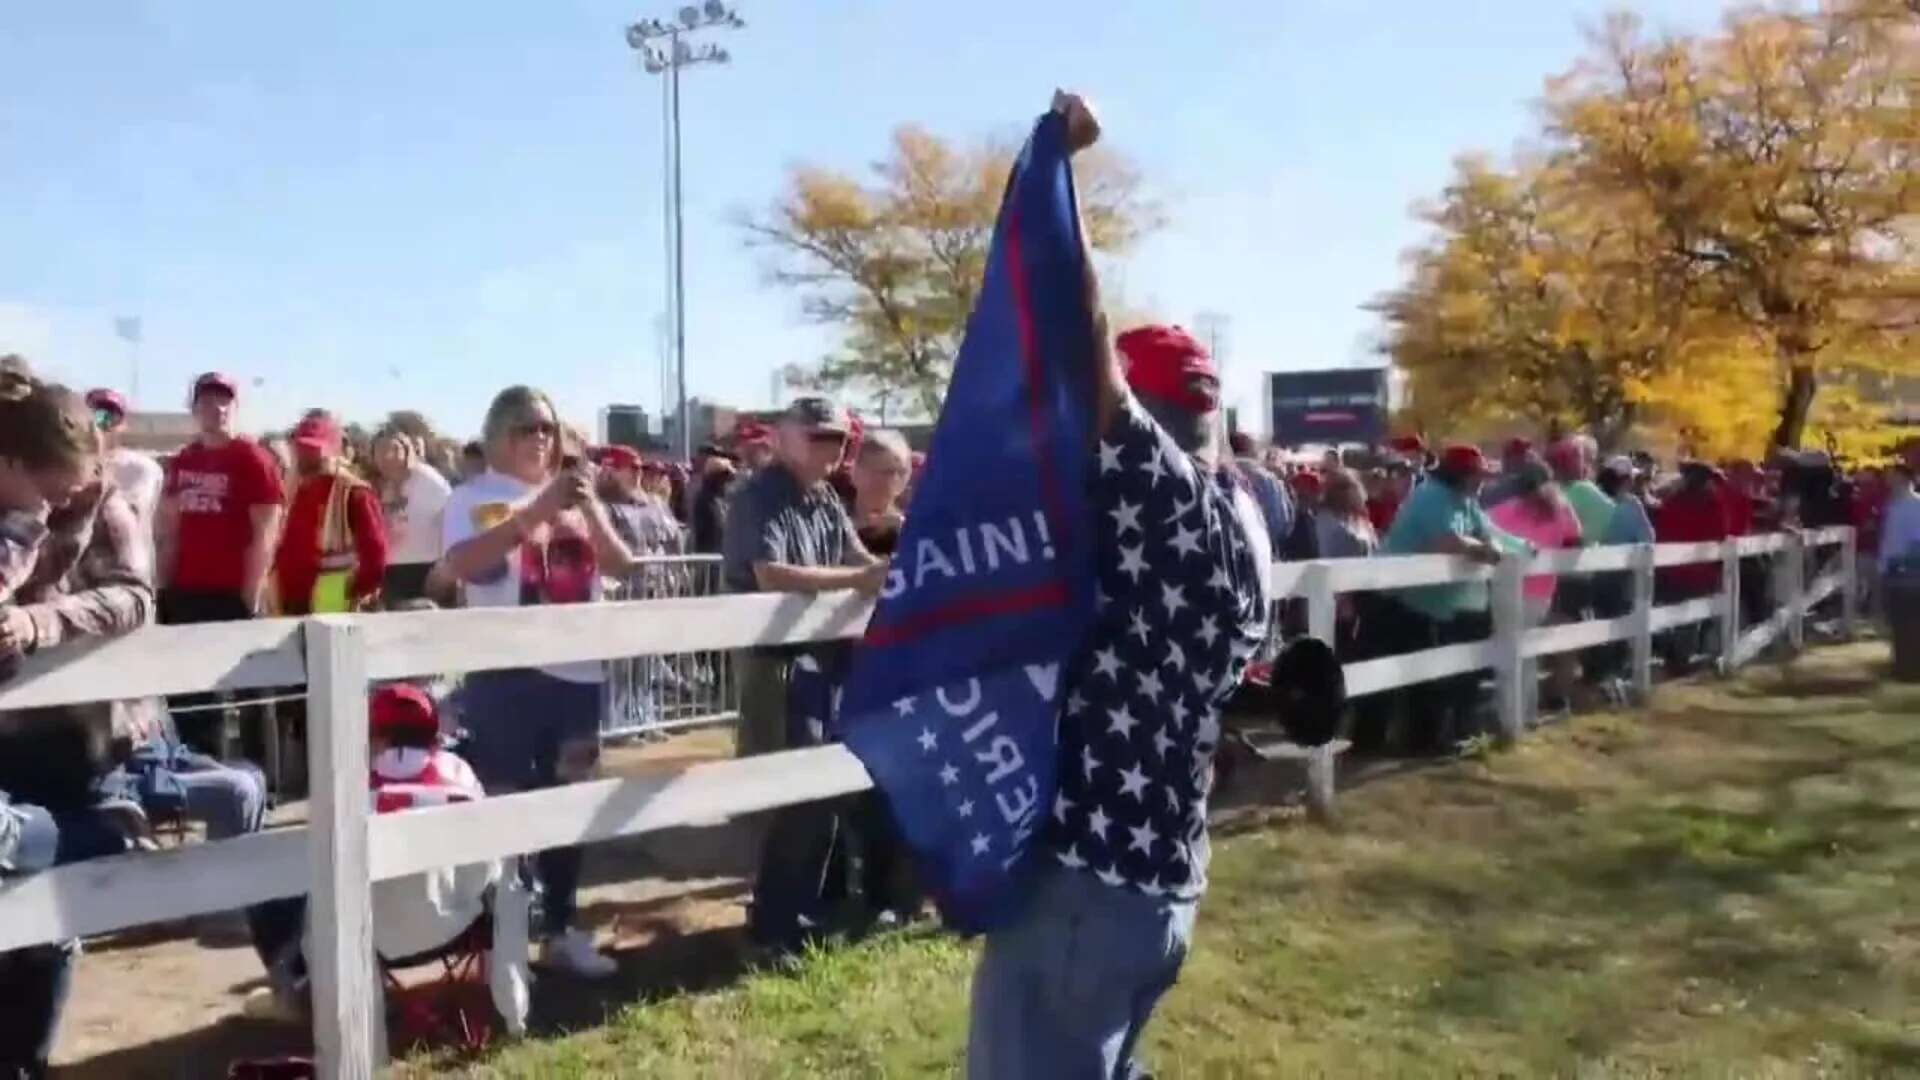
[
  {"left": 511, "top": 420, "right": 558, "bottom": 439},
  {"left": 93, "top": 408, "right": 125, "bottom": 432}
]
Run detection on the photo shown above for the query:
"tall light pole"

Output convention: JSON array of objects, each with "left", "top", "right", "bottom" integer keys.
[{"left": 626, "top": 1, "right": 744, "bottom": 461}]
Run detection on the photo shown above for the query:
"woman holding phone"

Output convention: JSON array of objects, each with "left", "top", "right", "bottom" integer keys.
[{"left": 439, "top": 385, "right": 637, "bottom": 978}]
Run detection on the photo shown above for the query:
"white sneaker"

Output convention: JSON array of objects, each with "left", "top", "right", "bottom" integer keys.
[{"left": 540, "top": 928, "right": 617, "bottom": 979}]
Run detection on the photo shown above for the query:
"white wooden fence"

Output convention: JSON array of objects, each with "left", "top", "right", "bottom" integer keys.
[{"left": 0, "top": 527, "right": 1856, "bottom": 1077}]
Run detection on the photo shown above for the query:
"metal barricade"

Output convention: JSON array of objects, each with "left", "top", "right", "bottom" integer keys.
[{"left": 601, "top": 554, "right": 740, "bottom": 739}]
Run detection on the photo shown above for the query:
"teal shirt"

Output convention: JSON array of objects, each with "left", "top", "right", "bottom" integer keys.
[
  {"left": 1382, "top": 480, "right": 1526, "bottom": 620},
  {"left": 1564, "top": 480, "right": 1615, "bottom": 544}
]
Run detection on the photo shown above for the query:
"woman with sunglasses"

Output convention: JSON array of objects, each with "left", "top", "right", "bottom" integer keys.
[
  {"left": 84, "top": 389, "right": 164, "bottom": 551},
  {"left": 438, "top": 385, "right": 638, "bottom": 979}
]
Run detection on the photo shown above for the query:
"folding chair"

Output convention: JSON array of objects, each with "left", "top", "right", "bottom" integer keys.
[{"left": 374, "top": 856, "right": 533, "bottom": 1055}]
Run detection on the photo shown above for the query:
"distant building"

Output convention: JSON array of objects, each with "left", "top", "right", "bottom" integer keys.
[{"left": 120, "top": 411, "right": 198, "bottom": 456}]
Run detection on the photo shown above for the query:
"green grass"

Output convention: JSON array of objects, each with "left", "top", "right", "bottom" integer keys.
[{"left": 405, "top": 643, "right": 1920, "bottom": 1078}]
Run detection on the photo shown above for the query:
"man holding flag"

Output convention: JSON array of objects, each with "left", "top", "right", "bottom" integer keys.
[{"left": 834, "top": 91, "right": 1274, "bottom": 1079}]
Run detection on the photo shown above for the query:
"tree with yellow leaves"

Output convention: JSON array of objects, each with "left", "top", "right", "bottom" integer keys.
[
  {"left": 741, "top": 126, "right": 1158, "bottom": 419},
  {"left": 1547, "top": 4, "right": 1919, "bottom": 450}
]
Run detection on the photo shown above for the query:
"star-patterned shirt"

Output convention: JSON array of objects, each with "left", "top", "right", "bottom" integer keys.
[{"left": 1043, "top": 398, "right": 1272, "bottom": 902}]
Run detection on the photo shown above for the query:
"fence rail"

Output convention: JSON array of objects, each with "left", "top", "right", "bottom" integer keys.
[{"left": 0, "top": 528, "right": 1858, "bottom": 1077}]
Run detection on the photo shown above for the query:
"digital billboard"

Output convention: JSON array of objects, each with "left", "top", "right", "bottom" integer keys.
[{"left": 1266, "top": 368, "right": 1389, "bottom": 447}]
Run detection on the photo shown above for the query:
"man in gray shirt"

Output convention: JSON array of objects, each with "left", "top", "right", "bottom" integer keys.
[{"left": 721, "top": 396, "right": 886, "bottom": 756}]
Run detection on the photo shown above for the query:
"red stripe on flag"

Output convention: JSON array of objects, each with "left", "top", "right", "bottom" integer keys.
[{"left": 862, "top": 581, "right": 1069, "bottom": 648}]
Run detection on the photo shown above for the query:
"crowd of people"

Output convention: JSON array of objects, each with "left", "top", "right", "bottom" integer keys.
[{"left": 0, "top": 309, "right": 1916, "bottom": 1078}]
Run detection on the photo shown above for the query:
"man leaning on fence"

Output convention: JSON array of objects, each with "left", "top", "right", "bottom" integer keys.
[{"left": 719, "top": 396, "right": 888, "bottom": 759}]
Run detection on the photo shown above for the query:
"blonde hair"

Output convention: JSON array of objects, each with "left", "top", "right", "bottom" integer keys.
[{"left": 480, "top": 385, "right": 562, "bottom": 474}]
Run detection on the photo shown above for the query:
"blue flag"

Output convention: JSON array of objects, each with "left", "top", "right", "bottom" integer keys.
[{"left": 839, "top": 111, "right": 1099, "bottom": 934}]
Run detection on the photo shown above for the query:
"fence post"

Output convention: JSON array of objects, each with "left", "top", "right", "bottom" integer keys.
[
  {"left": 1839, "top": 527, "right": 1859, "bottom": 641},
  {"left": 305, "top": 617, "right": 377, "bottom": 1079},
  {"left": 1719, "top": 541, "right": 1742, "bottom": 675},
  {"left": 1785, "top": 530, "right": 1807, "bottom": 654},
  {"left": 1304, "top": 561, "right": 1336, "bottom": 646},
  {"left": 1630, "top": 543, "right": 1656, "bottom": 702},
  {"left": 1491, "top": 552, "right": 1528, "bottom": 743}
]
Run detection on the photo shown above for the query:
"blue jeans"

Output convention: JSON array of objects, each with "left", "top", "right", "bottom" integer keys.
[
  {"left": 966, "top": 864, "right": 1197, "bottom": 1080},
  {"left": 0, "top": 799, "right": 129, "bottom": 1074},
  {"left": 97, "top": 740, "right": 268, "bottom": 842},
  {"left": 458, "top": 669, "right": 602, "bottom": 936}
]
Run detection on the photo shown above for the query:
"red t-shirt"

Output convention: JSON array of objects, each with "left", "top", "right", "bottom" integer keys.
[
  {"left": 1654, "top": 487, "right": 1732, "bottom": 595},
  {"left": 164, "top": 438, "right": 284, "bottom": 594}
]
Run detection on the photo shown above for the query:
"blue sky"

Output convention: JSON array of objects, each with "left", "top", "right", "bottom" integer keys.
[{"left": 0, "top": 0, "right": 1736, "bottom": 439}]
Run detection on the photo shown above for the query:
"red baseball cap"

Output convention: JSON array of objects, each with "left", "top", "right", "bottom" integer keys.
[
  {"left": 1387, "top": 434, "right": 1425, "bottom": 456},
  {"left": 1545, "top": 439, "right": 1583, "bottom": 473},
  {"left": 1290, "top": 470, "right": 1324, "bottom": 498},
  {"left": 370, "top": 684, "right": 438, "bottom": 742},
  {"left": 1116, "top": 326, "right": 1218, "bottom": 414},
  {"left": 733, "top": 420, "right": 773, "bottom": 446},
  {"left": 597, "top": 445, "right": 643, "bottom": 471},
  {"left": 191, "top": 372, "right": 239, "bottom": 402},
  {"left": 1503, "top": 437, "right": 1534, "bottom": 459},
  {"left": 1440, "top": 444, "right": 1490, "bottom": 475},
  {"left": 85, "top": 388, "right": 129, "bottom": 418},
  {"left": 290, "top": 412, "right": 342, "bottom": 453}
]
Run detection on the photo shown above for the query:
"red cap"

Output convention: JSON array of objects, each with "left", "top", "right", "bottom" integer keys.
[
  {"left": 85, "top": 388, "right": 128, "bottom": 417},
  {"left": 1440, "top": 444, "right": 1490, "bottom": 475},
  {"left": 1290, "top": 470, "right": 1324, "bottom": 498},
  {"left": 290, "top": 413, "right": 342, "bottom": 453},
  {"left": 1503, "top": 437, "right": 1534, "bottom": 459},
  {"left": 192, "top": 372, "right": 239, "bottom": 402},
  {"left": 597, "top": 445, "right": 642, "bottom": 471},
  {"left": 733, "top": 421, "right": 772, "bottom": 446},
  {"left": 1545, "top": 439, "right": 1583, "bottom": 473},
  {"left": 370, "top": 684, "right": 438, "bottom": 741},
  {"left": 1116, "top": 326, "right": 1218, "bottom": 413},
  {"left": 1387, "top": 434, "right": 1425, "bottom": 456}
]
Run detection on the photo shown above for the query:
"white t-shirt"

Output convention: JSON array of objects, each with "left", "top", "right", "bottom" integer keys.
[
  {"left": 385, "top": 461, "right": 453, "bottom": 567},
  {"left": 441, "top": 470, "right": 603, "bottom": 684},
  {"left": 108, "top": 447, "right": 163, "bottom": 530}
]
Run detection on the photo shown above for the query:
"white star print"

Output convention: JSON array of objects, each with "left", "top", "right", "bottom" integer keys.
[
  {"left": 917, "top": 728, "right": 937, "bottom": 753},
  {"left": 1107, "top": 704, "right": 1139, "bottom": 739},
  {"left": 1082, "top": 745, "right": 1101, "bottom": 781},
  {"left": 971, "top": 833, "right": 991, "bottom": 855},
  {"left": 957, "top": 799, "right": 974, "bottom": 818},
  {"left": 1053, "top": 792, "right": 1074, "bottom": 824},
  {"left": 1165, "top": 785, "right": 1183, "bottom": 813},
  {"left": 1109, "top": 499, "right": 1143, "bottom": 536},
  {"left": 1093, "top": 648, "right": 1122, "bottom": 681},
  {"left": 1208, "top": 566, "right": 1232, "bottom": 593},
  {"left": 1095, "top": 865, "right": 1126, "bottom": 888},
  {"left": 1067, "top": 690, "right": 1088, "bottom": 715},
  {"left": 1160, "top": 581, "right": 1189, "bottom": 617},
  {"left": 940, "top": 763, "right": 960, "bottom": 786},
  {"left": 1170, "top": 524, "right": 1203, "bottom": 558},
  {"left": 1117, "top": 763, "right": 1151, "bottom": 801},
  {"left": 1141, "top": 447, "right": 1168, "bottom": 484},
  {"left": 1128, "top": 821, "right": 1159, "bottom": 854},
  {"left": 1139, "top": 877, "right": 1166, "bottom": 897},
  {"left": 894, "top": 697, "right": 916, "bottom": 717},
  {"left": 1164, "top": 640, "right": 1187, "bottom": 673},
  {"left": 1170, "top": 494, "right": 1197, "bottom": 521},
  {"left": 1153, "top": 727, "right": 1177, "bottom": 758},
  {"left": 1058, "top": 845, "right": 1087, "bottom": 869},
  {"left": 1169, "top": 696, "right": 1190, "bottom": 728},
  {"left": 1128, "top": 608, "right": 1151, "bottom": 644},
  {"left": 1087, "top": 806, "right": 1113, "bottom": 840},
  {"left": 1098, "top": 441, "right": 1124, "bottom": 474},
  {"left": 1196, "top": 615, "right": 1220, "bottom": 647},
  {"left": 1117, "top": 543, "right": 1149, "bottom": 582},
  {"left": 1136, "top": 669, "right": 1164, "bottom": 702}
]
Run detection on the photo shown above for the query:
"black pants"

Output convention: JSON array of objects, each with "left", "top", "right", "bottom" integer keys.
[
  {"left": 1342, "top": 593, "right": 1399, "bottom": 754},
  {"left": 157, "top": 588, "right": 267, "bottom": 762},
  {"left": 1375, "top": 603, "right": 1492, "bottom": 755},
  {"left": 381, "top": 563, "right": 434, "bottom": 608}
]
